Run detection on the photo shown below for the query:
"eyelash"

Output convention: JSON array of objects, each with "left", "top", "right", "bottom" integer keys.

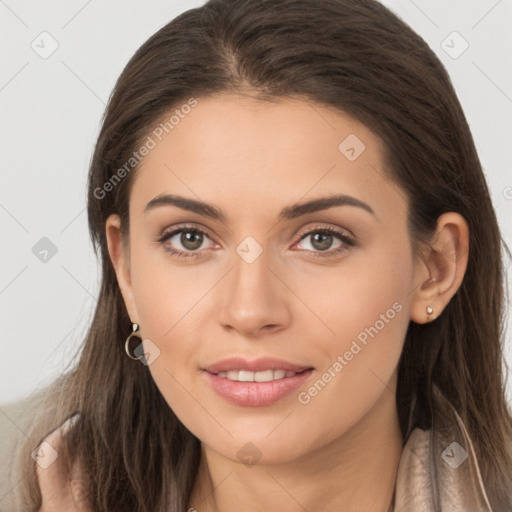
[{"left": 156, "top": 224, "right": 356, "bottom": 260}]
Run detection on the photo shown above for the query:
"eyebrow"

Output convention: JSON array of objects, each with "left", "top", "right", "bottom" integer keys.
[{"left": 144, "top": 193, "right": 375, "bottom": 222}]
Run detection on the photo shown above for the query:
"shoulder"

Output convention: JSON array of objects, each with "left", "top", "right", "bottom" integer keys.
[
  {"left": 35, "top": 414, "right": 89, "bottom": 512},
  {"left": 0, "top": 390, "right": 48, "bottom": 507}
]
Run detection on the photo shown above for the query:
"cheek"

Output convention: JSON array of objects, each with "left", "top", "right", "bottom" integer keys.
[
  {"left": 131, "top": 251, "right": 207, "bottom": 430},
  {"left": 304, "top": 241, "right": 412, "bottom": 422},
  {"left": 129, "top": 240, "right": 210, "bottom": 339},
  {"left": 127, "top": 245, "right": 207, "bottom": 409},
  {"left": 292, "top": 239, "right": 412, "bottom": 410},
  {"left": 291, "top": 232, "right": 412, "bottom": 349},
  {"left": 128, "top": 234, "right": 225, "bottom": 326}
]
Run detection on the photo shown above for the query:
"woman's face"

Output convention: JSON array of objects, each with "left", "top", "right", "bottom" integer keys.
[{"left": 107, "top": 93, "right": 430, "bottom": 464}]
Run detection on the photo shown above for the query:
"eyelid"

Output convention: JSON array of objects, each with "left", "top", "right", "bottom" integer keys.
[
  {"left": 294, "top": 222, "right": 356, "bottom": 241},
  {"left": 158, "top": 221, "right": 215, "bottom": 237}
]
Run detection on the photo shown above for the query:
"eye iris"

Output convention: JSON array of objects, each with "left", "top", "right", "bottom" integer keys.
[
  {"left": 311, "top": 232, "right": 332, "bottom": 251},
  {"left": 181, "top": 230, "right": 203, "bottom": 250}
]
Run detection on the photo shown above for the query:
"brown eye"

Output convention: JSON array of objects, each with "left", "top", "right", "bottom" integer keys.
[
  {"left": 157, "top": 226, "right": 215, "bottom": 259},
  {"left": 309, "top": 232, "right": 336, "bottom": 251},
  {"left": 294, "top": 227, "right": 356, "bottom": 258},
  {"left": 179, "top": 230, "right": 204, "bottom": 251}
]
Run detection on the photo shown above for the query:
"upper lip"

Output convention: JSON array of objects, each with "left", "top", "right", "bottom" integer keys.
[{"left": 203, "top": 357, "right": 313, "bottom": 374}]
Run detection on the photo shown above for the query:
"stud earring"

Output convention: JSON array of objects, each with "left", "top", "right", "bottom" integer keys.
[
  {"left": 426, "top": 306, "right": 434, "bottom": 322},
  {"left": 125, "top": 323, "right": 142, "bottom": 360}
]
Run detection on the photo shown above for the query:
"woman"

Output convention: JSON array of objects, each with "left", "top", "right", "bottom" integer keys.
[{"left": 6, "top": 0, "right": 512, "bottom": 510}]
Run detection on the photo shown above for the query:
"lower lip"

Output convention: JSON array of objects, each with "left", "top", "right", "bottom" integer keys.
[{"left": 203, "top": 369, "right": 314, "bottom": 407}]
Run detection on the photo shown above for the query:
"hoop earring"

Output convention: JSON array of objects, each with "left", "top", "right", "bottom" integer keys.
[
  {"left": 426, "top": 305, "right": 434, "bottom": 322},
  {"left": 125, "top": 323, "right": 142, "bottom": 360}
]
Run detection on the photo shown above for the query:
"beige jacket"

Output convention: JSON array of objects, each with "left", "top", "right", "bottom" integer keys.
[
  {"left": 392, "top": 386, "right": 494, "bottom": 511},
  {"left": 0, "top": 387, "right": 499, "bottom": 511}
]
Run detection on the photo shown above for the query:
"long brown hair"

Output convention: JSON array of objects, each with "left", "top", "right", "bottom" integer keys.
[{"left": 9, "top": 0, "right": 512, "bottom": 510}]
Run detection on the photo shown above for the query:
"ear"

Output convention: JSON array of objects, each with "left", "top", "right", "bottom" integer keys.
[
  {"left": 105, "top": 214, "right": 140, "bottom": 323},
  {"left": 410, "top": 212, "right": 469, "bottom": 324}
]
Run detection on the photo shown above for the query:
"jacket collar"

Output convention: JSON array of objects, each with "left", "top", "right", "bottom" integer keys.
[{"left": 392, "top": 385, "right": 493, "bottom": 511}]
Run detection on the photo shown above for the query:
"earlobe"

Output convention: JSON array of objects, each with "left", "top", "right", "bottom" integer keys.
[
  {"left": 105, "top": 214, "right": 140, "bottom": 323},
  {"left": 410, "top": 212, "right": 469, "bottom": 324}
]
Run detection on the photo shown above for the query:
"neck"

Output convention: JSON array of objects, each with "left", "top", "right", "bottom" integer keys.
[{"left": 188, "top": 385, "right": 403, "bottom": 512}]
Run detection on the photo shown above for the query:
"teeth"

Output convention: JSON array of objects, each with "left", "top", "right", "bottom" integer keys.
[{"left": 216, "top": 369, "right": 298, "bottom": 382}]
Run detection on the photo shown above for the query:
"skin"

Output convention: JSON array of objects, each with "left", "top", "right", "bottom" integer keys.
[{"left": 105, "top": 93, "right": 469, "bottom": 512}]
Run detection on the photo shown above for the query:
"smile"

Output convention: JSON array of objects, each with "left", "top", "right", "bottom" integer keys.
[{"left": 216, "top": 369, "right": 299, "bottom": 382}]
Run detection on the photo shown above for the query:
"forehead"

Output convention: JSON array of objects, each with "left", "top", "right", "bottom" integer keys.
[{"left": 130, "top": 94, "right": 407, "bottom": 223}]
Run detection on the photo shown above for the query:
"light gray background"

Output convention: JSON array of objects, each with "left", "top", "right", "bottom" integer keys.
[{"left": 1, "top": 0, "right": 511, "bottom": 405}]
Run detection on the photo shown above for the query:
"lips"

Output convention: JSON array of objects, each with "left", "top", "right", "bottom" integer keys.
[
  {"left": 203, "top": 357, "right": 313, "bottom": 374},
  {"left": 202, "top": 357, "right": 315, "bottom": 406},
  {"left": 204, "top": 368, "right": 315, "bottom": 406}
]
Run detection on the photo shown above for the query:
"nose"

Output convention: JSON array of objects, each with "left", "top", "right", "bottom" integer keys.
[{"left": 217, "top": 245, "right": 292, "bottom": 338}]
